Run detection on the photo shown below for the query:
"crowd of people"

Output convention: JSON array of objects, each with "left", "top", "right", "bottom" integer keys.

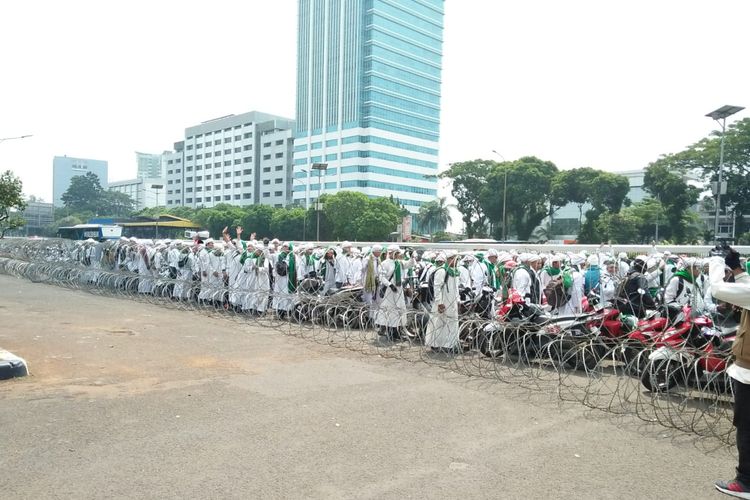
[{"left": 58, "top": 227, "right": 747, "bottom": 356}]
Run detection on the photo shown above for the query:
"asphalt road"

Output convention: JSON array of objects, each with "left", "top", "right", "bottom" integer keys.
[{"left": 0, "top": 274, "right": 737, "bottom": 499}]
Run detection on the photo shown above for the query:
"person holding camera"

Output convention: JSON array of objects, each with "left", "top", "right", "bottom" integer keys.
[{"left": 712, "top": 246, "right": 750, "bottom": 498}]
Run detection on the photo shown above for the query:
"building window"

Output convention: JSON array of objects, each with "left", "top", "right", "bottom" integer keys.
[
  {"left": 224, "top": 161, "right": 231, "bottom": 166},
  {"left": 186, "top": 155, "right": 193, "bottom": 161},
  {"left": 196, "top": 154, "right": 202, "bottom": 159},
  {"left": 197, "top": 143, "right": 203, "bottom": 149},
  {"left": 224, "top": 195, "right": 231, "bottom": 201},
  {"left": 214, "top": 139, "right": 221, "bottom": 145},
  {"left": 275, "top": 165, "right": 283, "bottom": 171},
  {"left": 263, "top": 142, "right": 271, "bottom": 148},
  {"left": 243, "top": 132, "right": 252, "bottom": 138},
  {"left": 195, "top": 197, "right": 201, "bottom": 202},
  {"left": 196, "top": 187, "right": 203, "bottom": 192},
  {"left": 234, "top": 194, "right": 241, "bottom": 200},
  {"left": 234, "top": 135, "right": 241, "bottom": 141},
  {"left": 214, "top": 162, "right": 221, "bottom": 168},
  {"left": 243, "top": 156, "right": 252, "bottom": 163},
  {"left": 224, "top": 183, "right": 231, "bottom": 189},
  {"left": 275, "top": 139, "right": 284, "bottom": 145},
  {"left": 196, "top": 165, "right": 203, "bottom": 170},
  {"left": 205, "top": 186, "right": 211, "bottom": 191},
  {"left": 167, "top": 190, "right": 173, "bottom": 195},
  {"left": 167, "top": 169, "right": 173, "bottom": 175},
  {"left": 275, "top": 178, "right": 283, "bottom": 184},
  {"left": 275, "top": 152, "right": 283, "bottom": 158},
  {"left": 243, "top": 145, "right": 252, "bottom": 151},
  {"left": 176, "top": 169, "right": 181, "bottom": 173},
  {"left": 234, "top": 182, "right": 241, "bottom": 188},
  {"left": 234, "top": 159, "right": 241, "bottom": 165},
  {"left": 186, "top": 187, "right": 193, "bottom": 193},
  {"left": 263, "top": 167, "right": 271, "bottom": 173},
  {"left": 274, "top": 191, "right": 283, "bottom": 197},
  {"left": 205, "top": 152, "right": 212, "bottom": 158},
  {"left": 186, "top": 145, "right": 193, "bottom": 150},
  {"left": 234, "top": 147, "right": 241, "bottom": 153},
  {"left": 204, "top": 142, "right": 211, "bottom": 147},
  {"left": 243, "top": 181, "right": 252, "bottom": 187},
  {"left": 214, "top": 185, "right": 221, "bottom": 190},
  {"left": 224, "top": 149, "right": 231, "bottom": 155},
  {"left": 214, "top": 196, "right": 220, "bottom": 201},
  {"left": 175, "top": 189, "right": 181, "bottom": 194},
  {"left": 243, "top": 193, "right": 251, "bottom": 199},
  {"left": 262, "top": 192, "right": 270, "bottom": 198},
  {"left": 242, "top": 169, "right": 252, "bottom": 175},
  {"left": 205, "top": 174, "right": 212, "bottom": 180},
  {"left": 263, "top": 154, "right": 271, "bottom": 160},
  {"left": 196, "top": 176, "right": 202, "bottom": 181},
  {"left": 263, "top": 179, "right": 270, "bottom": 185},
  {"left": 167, "top": 180, "right": 173, "bottom": 185},
  {"left": 186, "top": 166, "right": 193, "bottom": 172},
  {"left": 186, "top": 198, "right": 193, "bottom": 203},
  {"left": 224, "top": 138, "right": 231, "bottom": 144}
]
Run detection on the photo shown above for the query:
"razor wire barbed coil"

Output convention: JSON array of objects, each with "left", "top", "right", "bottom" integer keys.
[{"left": 0, "top": 238, "right": 737, "bottom": 446}]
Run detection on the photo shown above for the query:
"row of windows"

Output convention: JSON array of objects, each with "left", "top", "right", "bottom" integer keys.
[
  {"left": 183, "top": 193, "right": 251, "bottom": 204},
  {"left": 367, "top": 76, "right": 440, "bottom": 104},
  {"left": 340, "top": 150, "right": 437, "bottom": 168},
  {"left": 186, "top": 124, "right": 254, "bottom": 140},
  {"left": 369, "top": 28, "right": 441, "bottom": 62},
  {"left": 340, "top": 179, "right": 436, "bottom": 195},
  {"left": 293, "top": 182, "right": 337, "bottom": 192},
  {"left": 185, "top": 152, "right": 253, "bottom": 161},
  {"left": 340, "top": 135, "right": 438, "bottom": 155},
  {"left": 369, "top": 14, "right": 442, "bottom": 50},
  {"left": 363, "top": 118, "right": 439, "bottom": 142},
  {"left": 166, "top": 158, "right": 182, "bottom": 164},
  {"left": 367, "top": 58, "right": 441, "bottom": 91},
  {"left": 186, "top": 135, "right": 253, "bottom": 150},
  {"left": 363, "top": 90, "right": 440, "bottom": 119},
  {"left": 374, "top": 0, "right": 444, "bottom": 24},
  {"left": 371, "top": 0, "right": 443, "bottom": 32},
  {"left": 339, "top": 165, "right": 434, "bottom": 180},
  {"left": 294, "top": 167, "right": 338, "bottom": 179},
  {"left": 367, "top": 43, "right": 441, "bottom": 78},
  {"left": 262, "top": 139, "right": 286, "bottom": 147}
]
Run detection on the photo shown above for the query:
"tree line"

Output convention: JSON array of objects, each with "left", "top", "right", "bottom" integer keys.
[{"left": 441, "top": 118, "right": 750, "bottom": 244}]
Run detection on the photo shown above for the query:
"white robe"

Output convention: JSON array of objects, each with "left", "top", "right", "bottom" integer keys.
[
  {"left": 375, "top": 258, "right": 415, "bottom": 328},
  {"left": 425, "top": 267, "right": 459, "bottom": 349},
  {"left": 173, "top": 252, "right": 195, "bottom": 300}
]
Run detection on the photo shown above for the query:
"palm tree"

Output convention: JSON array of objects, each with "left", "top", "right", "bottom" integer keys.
[{"left": 417, "top": 197, "right": 453, "bottom": 235}]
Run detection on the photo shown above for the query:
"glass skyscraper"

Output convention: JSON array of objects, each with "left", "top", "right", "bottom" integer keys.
[{"left": 293, "top": 0, "right": 444, "bottom": 213}]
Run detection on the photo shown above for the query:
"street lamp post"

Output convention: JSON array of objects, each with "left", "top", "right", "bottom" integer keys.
[
  {"left": 311, "top": 162, "right": 328, "bottom": 242},
  {"left": 293, "top": 168, "right": 309, "bottom": 241},
  {"left": 150, "top": 183, "right": 164, "bottom": 239},
  {"left": 706, "top": 105, "right": 744, "bottom": 242},
  {"left": 492, "top": 150, "right": 508, "bottom": 241}
]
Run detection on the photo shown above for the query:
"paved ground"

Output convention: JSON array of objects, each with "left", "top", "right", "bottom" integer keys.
[{"left": 0, "top": 274, "right": 738, "bottom": 499}]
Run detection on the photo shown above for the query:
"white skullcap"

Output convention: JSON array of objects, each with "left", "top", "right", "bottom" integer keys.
[
  {"left": 527, "top": 254, "right": 542, "bottom": 263},
  {"left": 487, "top": 248, "right": 499, "bottom": 258},
  {"left": 550, "top": 254, "right": 562, "bottom": 263},
  {"left": 435, "top": 252, "right": 447, "bottom": 262},
  {"left": 618, "top": 252, "right": 627, "bottom": 259},
  {"left": 205, "top": 238, "right": 214, "bottom": 244},
  {"left": 445, "top": 249, "right": 458, "bottom": 259},
  {"left": 570, "top": 253, "right": 586, "bottom": 265},
  {"left": 388, "top": 244, "right": 401, "bottom": 253},
  {"left": 362, "top": 246, "right": 371, "bottom": 255},
  {"left": 498, "top": 252, "right": 513, "bottom": 263},
  {"left": 342, "top": 240, "right": 352, "bottom": 248},
  {"left": 587, "top": 255, "right": 600, "bottom": 266}
]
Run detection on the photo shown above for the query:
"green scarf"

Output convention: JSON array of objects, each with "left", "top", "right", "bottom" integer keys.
[
  {"left": 544, "top": 265, "right": 561, "bottom": 277},
  {"left": 485, "top": 261, "right": 497, "bottom": 288},
  {"left": 394, "top": 260, "right": 402, "bottom": 284},
  {"left": 673, "top": 268, "right": 694, "bottom": 284},
  {"left": 240, "top": 250, "right": 250, "bottom": 265},
  {"left": 287, "top": 244, "right": 297, "bottom": 292},
  {"left": 444, "top": 263, "right": 460, "bottom": 278}
]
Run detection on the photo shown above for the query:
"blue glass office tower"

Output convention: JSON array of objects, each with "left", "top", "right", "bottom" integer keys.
[{"left": 293, "top": 0, "right": 443, "bottom": 213}]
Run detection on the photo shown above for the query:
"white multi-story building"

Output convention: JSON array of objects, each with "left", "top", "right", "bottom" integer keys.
[
  {"left": 108, "top": 177, "right": 165, "bottom": 210},
  {"left": 136, "top": 152, "right": 164, "bottom": 179},
  {"left": 52, "top": 156, "right": 109, "bottom": 207},
  {"left": 164, "top": 111, "right": 295, "bottom": 209}
]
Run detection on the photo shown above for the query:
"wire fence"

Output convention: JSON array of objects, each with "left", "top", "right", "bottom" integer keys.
[{"left": 0, "top": 238, "right": 737, "bottom": 445}]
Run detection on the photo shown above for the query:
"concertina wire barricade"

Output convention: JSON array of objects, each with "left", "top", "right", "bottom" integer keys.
[{"left": 0, "top": 238, "right": 736, "bottom": 446}]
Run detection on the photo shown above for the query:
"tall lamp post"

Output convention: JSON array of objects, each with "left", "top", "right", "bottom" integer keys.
[
  {"left": 311, "top": 162, "right": 328, "bottom": 242},
  {"left": 706, "top": 105, "right": 744, "bottom": 242},
  {"left": 292, "top": 168, "right": 309, "bottom": 241},
  {"left": 491, "top": 150, "right": 508, "bottom": 241},
  {"left": 150, "top": 183, "right": 164, "bottom": 238}
]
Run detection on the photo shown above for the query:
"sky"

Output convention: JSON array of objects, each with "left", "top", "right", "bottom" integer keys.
[{"left": 2, "top": 0, "right": 749, "bottom": 206}]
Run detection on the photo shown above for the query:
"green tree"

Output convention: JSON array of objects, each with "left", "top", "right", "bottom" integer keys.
[
  {"left": 591, "top": 211, "right": 640, "bottom": 244},
  {"left": 482, "top": 156, "right": 558, "bottom": 240},
  {"left": 416, "top": 197, "right": 452, "bottom": 235},
  {"left": 323, "top": 191, "right": 370, "bottom": 239},
  {"left": 643, "top": 162, "right": 699, "bottom": 243},
  {"left": 240, "top": 204, "right": 274, "bottom": 239},
  {"left": 195, "top": 204, "right": 246, "bottom": 238},
  {"left": 61, "top": 172, "right": 104, "bottom": 213},
  {"left": 354, "top": 197, "right": 401, "bottom": 241},
  {"left": 101, "top": 191, "right": 135, "bottom": 217},
  {"left": 550, "top": 167, "right": 597, "bottom": 229},
  {"left": 621, "top": 198, "right": 665, "bottom": 243},
  {"left": 440, "top": 160, "right": 493, "bottom": 238},
  {"left": 0, "top": 170, "right": 27, "bottom": 238},
  {"left": 270, "top": 207, "right": 306, "bottom": 241},
  {"left": 589, "top": 171, "right": 630, "bottom": 213}
]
